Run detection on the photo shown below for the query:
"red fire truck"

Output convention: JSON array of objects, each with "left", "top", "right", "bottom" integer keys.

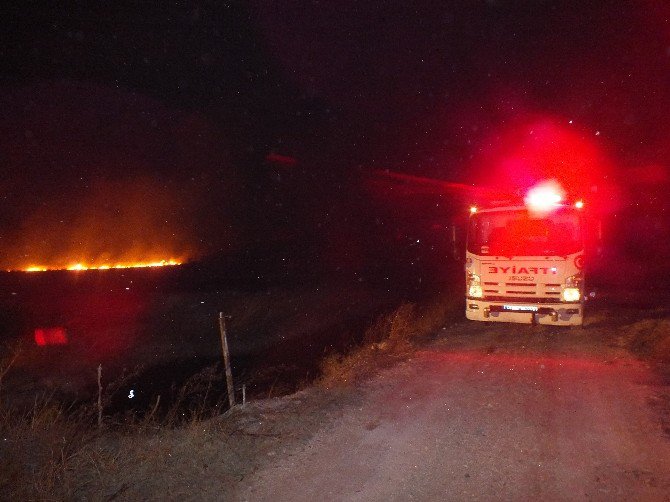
[{"left": 465, "top": 181, "right": 586, "bottom": 326}]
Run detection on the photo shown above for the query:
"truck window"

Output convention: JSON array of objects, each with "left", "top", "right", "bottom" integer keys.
[{"left": 467, "top": 208, "right": 582, "bottom": 256}]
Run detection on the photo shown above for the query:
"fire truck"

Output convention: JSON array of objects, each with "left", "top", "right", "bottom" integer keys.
[{"left": 465, "top": 181, "right": 586, "bottom": 326}]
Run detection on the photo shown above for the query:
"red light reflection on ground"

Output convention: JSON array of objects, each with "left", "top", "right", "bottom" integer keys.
[
  {"left": 34, "top": 327, "right": 69, "bottom": 346},
  {"left": 416, "top": 349, "right": 636, "bottom": 374}
]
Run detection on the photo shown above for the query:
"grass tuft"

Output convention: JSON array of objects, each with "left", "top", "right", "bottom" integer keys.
[{"left": 318, "top": 294, "right": 460, "bottom": 387}]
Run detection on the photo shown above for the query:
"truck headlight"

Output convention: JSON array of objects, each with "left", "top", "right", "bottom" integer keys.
[
  {"left": 467, "top": 272, "right": 483, "bottom": 298},
  {"left": 562, "top": 273, "right": 583, "bottom": 302},
  {"left": 562, "top": 287, "right": 581, "bottom": 302}
]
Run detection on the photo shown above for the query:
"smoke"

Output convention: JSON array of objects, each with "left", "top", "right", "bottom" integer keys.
[
  {"left": 0, "top": 81, "right": 244, "bottom": 270},
  {"left": 1, "top": 176, "right": 197, "bottom": 270}
]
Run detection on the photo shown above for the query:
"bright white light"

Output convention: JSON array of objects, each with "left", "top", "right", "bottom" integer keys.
[
  {"left": 524, "top": 180, "right": 565, "bottom": 212},
  {"left": 467, "top": 273, "right": 482, "bottom": 298},
  {"left": 470, "top": 206, "right": 478, "bottom": 214},
  {"left": 575, "top": 200, "right": 584, "bottom": 209},
  {"left": 562, "top": 287, "right": 581, "bottom": 302}
]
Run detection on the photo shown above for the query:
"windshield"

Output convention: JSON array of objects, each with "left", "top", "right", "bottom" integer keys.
[{"left": 467, "top": 207, "right": 583, "bottom": 256}]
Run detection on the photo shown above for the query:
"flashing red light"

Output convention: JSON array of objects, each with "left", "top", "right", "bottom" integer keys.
[
  {"left": 34, "top": 327, "right": 69, "bottom": 346},
  {"left": 524, "top": 180, "right": 565, "bottom": 211}
]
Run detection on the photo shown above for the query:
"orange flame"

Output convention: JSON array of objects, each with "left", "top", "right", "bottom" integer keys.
[{"left": 18, "top": 260, "right": 182, "bottom": 273}]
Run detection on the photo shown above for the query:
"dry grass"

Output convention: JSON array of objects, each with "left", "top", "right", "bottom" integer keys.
[
  {"left": 0, "top": 392, "right": 96, "bottom": 500},
  {"left": 0, "top": 360, "right": 232, "bottom": 500},
  {"left": 622, "top": 317, "right": 670, "bottom": 362},
  {"left": 0, "top": 340, "right": 22, "bottom": 409},
  {"left": 318, "top": 294, "right": 461, "bottom": 387}
]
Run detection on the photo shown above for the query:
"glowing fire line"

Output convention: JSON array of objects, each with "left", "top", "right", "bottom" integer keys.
[{"left": 18, "top": 260, "right": 182, "bottom": 272}]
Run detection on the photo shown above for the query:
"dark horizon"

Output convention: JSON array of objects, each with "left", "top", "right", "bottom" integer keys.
[{"left": 1, "top": 1, "right": 669, "bottom": 269}]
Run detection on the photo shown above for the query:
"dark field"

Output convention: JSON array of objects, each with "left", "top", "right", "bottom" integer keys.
[{"left": 0, "top": 256, "right": 455, "bottom": 417}]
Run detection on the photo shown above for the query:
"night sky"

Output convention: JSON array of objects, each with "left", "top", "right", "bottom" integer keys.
[{"left": 1, "top": 1, "right": 669, "bottom": 269}]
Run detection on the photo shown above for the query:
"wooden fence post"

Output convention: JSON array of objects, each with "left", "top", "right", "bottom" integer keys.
[{"left": 218, "top": 313, "right": 235, "bottom": 409}]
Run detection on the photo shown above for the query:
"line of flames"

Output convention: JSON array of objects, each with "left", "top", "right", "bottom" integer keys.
[{"left": 17, "top": 259, "right": 182, "bottom": 272}]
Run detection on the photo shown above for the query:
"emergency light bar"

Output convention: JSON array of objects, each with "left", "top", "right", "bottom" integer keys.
[
  {"left": 524, "top": 181, "right": 564, "bottom": 211},
  {"left": 467, "top": 181, "right": 583, "bottom": 215}
]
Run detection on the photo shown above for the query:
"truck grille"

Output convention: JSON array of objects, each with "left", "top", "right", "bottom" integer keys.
[
  {"left": 482, "top": 295, "right": 563, "bottom": 304},
  {"left": 481, "top": 281, "right": 561, "bottom": 301}
]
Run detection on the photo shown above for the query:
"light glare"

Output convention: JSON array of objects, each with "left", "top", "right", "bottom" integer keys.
[
  {"left": 524, "top": 180, "right": 565, "bottom": 211},
  {"left": 562, "top": 287, "right": 581, "bottom": 302}
]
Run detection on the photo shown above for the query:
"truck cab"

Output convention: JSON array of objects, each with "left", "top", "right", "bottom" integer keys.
[{"left": 465, "top": 187, "right": 585, "bottom": 326}]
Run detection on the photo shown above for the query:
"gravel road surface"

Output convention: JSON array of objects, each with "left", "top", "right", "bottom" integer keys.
[{"left": 240, "top": 321, "right": 670, "bottom": 501}]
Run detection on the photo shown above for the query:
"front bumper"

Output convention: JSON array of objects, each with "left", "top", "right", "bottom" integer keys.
[{"left": 465, "top": 298, "right": 583, "bottom": 326}]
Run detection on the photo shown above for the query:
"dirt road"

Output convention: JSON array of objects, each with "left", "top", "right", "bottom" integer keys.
[{"left": 238, "top": 320, "right": 670, "bottom": 501}]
